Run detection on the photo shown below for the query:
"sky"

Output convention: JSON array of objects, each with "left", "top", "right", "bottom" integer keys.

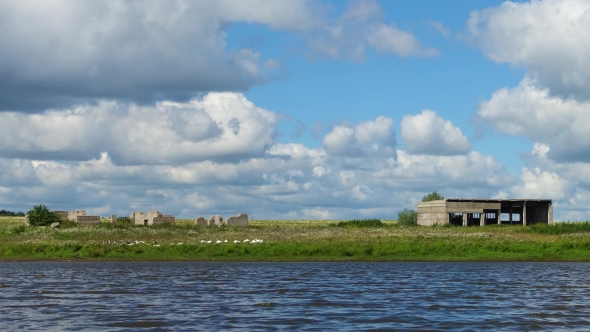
[{"left": 0, "top": 0, "right": 589, "bottom": 220}]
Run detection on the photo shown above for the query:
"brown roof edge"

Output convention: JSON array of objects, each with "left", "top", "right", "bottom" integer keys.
[{"left": 445, "top": 198, "right": 552, "bottom": 202}]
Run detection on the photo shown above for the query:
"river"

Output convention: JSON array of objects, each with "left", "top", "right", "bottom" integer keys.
[{"left": 1, "top": 262, "right": 589, "bottom": 330}]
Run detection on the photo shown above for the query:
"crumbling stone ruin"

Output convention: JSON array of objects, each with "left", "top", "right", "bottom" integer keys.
[
  {"left": 110, "top": 215, "right": 116, "bottom": 223},
  {"left": 129, "top": 211, "right": 175, "bottom": 225},
  {"left": 195, "top": 216, "right": 207, "bottom": 226},
  {"left": 76, "top": 216, "right": 100, "bottom": 226},
  {"left": 226, "top": 213, "right": 248, "bottom": 227},
  {"left": 208, "top": 214, "right": 223, "bottom": 226},
  {"left": 195, "top": 213, "right": 248, "bottom": 227},
  {"left": 52, "top": 210, "right": 100, "bottom": 226}
]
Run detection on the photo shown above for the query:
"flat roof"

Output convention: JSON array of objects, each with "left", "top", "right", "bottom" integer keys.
[{"left": 444, "top": 198, "right": 552, "bottom": 202}]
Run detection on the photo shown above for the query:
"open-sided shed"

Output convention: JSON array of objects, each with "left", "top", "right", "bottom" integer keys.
[{"left": 417, "top": 198, "right": 553, "bottom": 226}]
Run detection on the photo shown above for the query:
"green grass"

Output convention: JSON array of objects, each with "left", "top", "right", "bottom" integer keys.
[{"left": 2, "top": 216, "right": 590, "bottom": 261}]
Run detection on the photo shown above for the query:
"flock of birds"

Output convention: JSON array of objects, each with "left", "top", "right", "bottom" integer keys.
[{"left": 100, "top": 239, "right": 264, "bottom": 246}]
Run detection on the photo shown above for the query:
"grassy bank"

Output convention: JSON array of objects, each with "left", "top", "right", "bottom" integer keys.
[{"left": 2, "top": 217, "right": 590, "bottom": 261}]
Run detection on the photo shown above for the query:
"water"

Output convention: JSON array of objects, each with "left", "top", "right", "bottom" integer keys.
[{"left": 1, "top": 262, "right": 590, "bottom": 331}]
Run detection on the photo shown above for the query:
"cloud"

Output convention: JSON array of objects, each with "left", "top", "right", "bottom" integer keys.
[
  {"left": 322, "top": 116, "right": 395, "bottom": 156},
  {"left": 466, "top": 0, "right": 590, "bottom": 100},
  {"left": 0, "top": 92, "right": 279, "bottom": 164},
  {"left": 0, "top": 0, "right": 318, "bottom": 112},
  {"left": 401, "top": 110, "right": 470, "bottom": 155},
  {"left": 366, "top": 24, "right": 439, "bottom": 57},
  {"left": 428, "top": 20, "right": 451, "bottom": 38},
  {"left": 476, "top": 80, "right": 590, "bottom": 162},
  {"left": 306, "top": 0, "right": 438, "bottom": 60}
]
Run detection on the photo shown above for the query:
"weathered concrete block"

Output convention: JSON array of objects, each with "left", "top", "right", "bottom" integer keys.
[
  {"left": 208, "top": 215, "right": 223, "bottom": 226},
  {"left": 53, "top": 211, "right": 69, "bottom": 221},
  {"left": 153, "top": 215, "right": 175, "bottom": 225},
  {"left": 195, "top": 216, "right": 207, "bottom": 226},
  {"left": 50, "top": 222, "right": 60, "bottom": 228},
  {"left": 226, "top": 213, "right": 248, "bottom": 227},
  {"left": 76, "top": 215, "right": 100, "bottom": 226},
  {"left": 110, "top": 214, "right": 116, "bottom": 223},
  {"left": 68, "top": 210, "right": 86, "bottom": 221}
]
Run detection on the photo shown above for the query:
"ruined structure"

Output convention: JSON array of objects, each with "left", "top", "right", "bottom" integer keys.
[
  {"left": 208, "top": 215, "right": 223, "bottom": 226},
  {"left": 195, "top": 216, "right": 207, "bottom": 226},
  {"left": 226, "top": 213, "right": 248, "bottom": 227},
  {"left": 417, "top": 199, "right": 553, "bottom": 226},
  {"left": 76, "top": 216, "right": 100, "bottom": 226},
  {"left": 129, "top": 211, "right": 175, "bottom": 225},
  {"left": 52, "top": 210, "right": 101, "bottom": 226}
]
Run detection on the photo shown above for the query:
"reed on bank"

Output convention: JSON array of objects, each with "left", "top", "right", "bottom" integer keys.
[{"left": 2, "top": 217, "right": 590, "bottom": 261}]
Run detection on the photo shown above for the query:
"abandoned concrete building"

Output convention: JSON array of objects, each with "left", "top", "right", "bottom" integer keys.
[
  {"left": 52, "top": 210, "right": 100, "bottom": 226},
  {"left": 417, "top": 199, "right": 553, "bottom": 226},
  {"left": 129, "top": 211, "right": 175, "bottom": 225}
]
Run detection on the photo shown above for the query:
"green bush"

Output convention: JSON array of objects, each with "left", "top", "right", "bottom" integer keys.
[
  {"left": 26, "top": 204, "right": 62, "bottom": 227},
  {"left": 422, "top": 191, "right": 444, "bottom": 202},
  {"left": 116, "top": 217, "right": 132, "bottom": 223},
  {"left": 398, "top": 209, "right": 417, "bottom": 226},
  {"left": 336, "top": 219, "right": 383, "bottom": 228}
]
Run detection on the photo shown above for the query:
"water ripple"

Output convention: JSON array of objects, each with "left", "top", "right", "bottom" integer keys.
[{"left": 1, "top": 262, "right": 590, "bottom": 330}]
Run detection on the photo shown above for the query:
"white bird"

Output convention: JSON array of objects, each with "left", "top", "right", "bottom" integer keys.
[
  {"left": 224, "top": 240, "right": 228, "bottom": 243},
  {"left": 234, "top": 240, "right": 240, "bottom": 243},
  {"left": 243, "top": 239, "right": 250, "bottom": 242},
  {"left": 207, "top": 240, "right": 212, "bottom": 243},
  {"left": 201, "top": 240, "right": 206, "bottom": 243},
  {"left": 216, "top": 240, "right": 222, "bottom": 244}
]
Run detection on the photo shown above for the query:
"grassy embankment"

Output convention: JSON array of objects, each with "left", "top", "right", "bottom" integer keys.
[{"left": 1, "top": 216, "right": 590, "bottom": 261}]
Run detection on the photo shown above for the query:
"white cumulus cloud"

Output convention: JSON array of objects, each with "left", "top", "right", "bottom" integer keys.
[{"left": 401, "top": 110, "right": 470, "bottom": 155}]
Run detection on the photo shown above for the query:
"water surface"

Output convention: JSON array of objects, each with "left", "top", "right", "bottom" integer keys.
[{"left": 1, "top": 262, "right": 589, "bottom": 330}]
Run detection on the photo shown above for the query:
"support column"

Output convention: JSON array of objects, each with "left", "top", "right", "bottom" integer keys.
[
  {"left": 462, "top": 213, "right": 467, "bottom": 227},
  {"left": 509, "top": 204, "right": 513, "bottom": 225},
  {"left": 523, "top": 202, "right": 527, "bottom": 226},
  {"left": 548, "top": 202, "right": 553, "bottom": 225},
  {"left": 445, "top": 212, "right": 450, "bottom": 226},
  {"left": 497, "top": 209, "right": 501, "bottom": 224},
  {"left": 480, "top": 213, "right": 485, "bottom": 226}
]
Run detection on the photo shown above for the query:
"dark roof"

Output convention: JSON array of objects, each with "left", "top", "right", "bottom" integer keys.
[{"left": 445, "top": 198, "right": 552, "bottom": 203}]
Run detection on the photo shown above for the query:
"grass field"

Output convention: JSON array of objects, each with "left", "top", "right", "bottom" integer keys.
[{"left": 2, "top": 216, "right": 590, "bottom": 261}]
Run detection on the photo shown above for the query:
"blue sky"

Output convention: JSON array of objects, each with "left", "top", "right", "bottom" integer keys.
[{"left": 0, "top": 0, "right": 589, "bottom": 220}]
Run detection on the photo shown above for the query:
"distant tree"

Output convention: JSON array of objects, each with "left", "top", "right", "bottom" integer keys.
[
  {"left": 0, "top": 210, "right": 25, "bottom": 217},
  {"left": 26, "top": 205, "right": 62, "bottom": 226},
  {"left": 398, "top": 208, "right": 417, "bottom": 226},
  {"left": 422, "top": 191, "right": 444, "bottom": 202}
]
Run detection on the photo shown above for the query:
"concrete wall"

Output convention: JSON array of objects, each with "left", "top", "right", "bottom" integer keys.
[
  {"left": 53, "top": 211, "right": 69, "bottom": 221},
  {"left": 417, "top": 200, "right": 448, "bottom": 226},
  {"left": 226, "top": 213, "right": 248, "bottom": 227},
  {"left": 195, "top": 216, "right": 207, "bottom": 226},
  {"left": 76, "top": 215, "right": 100, "bottom": 226},
  {"left": 153, "top": 215, "right": 175, "bottom": 225},
  {"left": 68, "top": 210, "right": 86, "bottom": 221},
  {"left": 446, "top": 201, "right": 500, "bottom": 213},
  {"left": 208, "top": 215, "right": 223, "bottom": 226}
]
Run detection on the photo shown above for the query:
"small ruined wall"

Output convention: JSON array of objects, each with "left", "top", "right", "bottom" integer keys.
[
  {"left": 76, "top": 215, "right": 100, "bottom": 226},
  {"left": 226, "top": 213, "right": 248, "bottom": 227},
  {"left": 53, "top": 211, "right": 69, "bottom": 221},
  {"left": 68, "top": 210, "right": 86, "bottom": 221},
  {"left": 208, "top": 215, "right": 223, "bottom": 226},
  {"left": 130, "top": 212, "right": 147, "bottom": 225},
  {"left": 153, "top": 215, "right": 175, "bottom": 225},
  {"left": 195, "top": 216, "right": 207, "bottom": 226}
]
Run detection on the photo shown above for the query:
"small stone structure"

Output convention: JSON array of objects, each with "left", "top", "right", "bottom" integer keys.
[
  {"left": 208, "top": 215, "right": 223, "bottom": 226},
  {"left": 195, "top": 216, "right": 207, "bottom": 226},
  {"left": 129, "top": 211, "right": 175, "bottom": 225},
  {"left": 76, "top": 216, "right": 101, "bottom": 226},
  {"left": 226, "top": 213, "right": 248, "bottom": 227},
  {"left": 52, "top": 210, "right": 100, "bottom": 226},
  {"left": 110, "top": 215, "right": 116, "bottom": 223}
]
